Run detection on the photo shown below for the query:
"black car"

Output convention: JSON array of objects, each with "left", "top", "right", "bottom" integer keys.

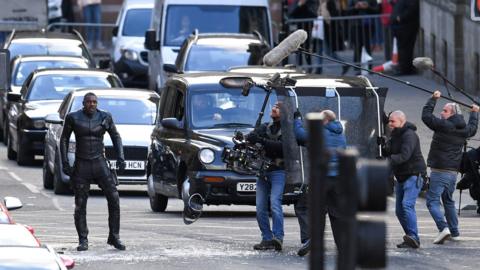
[
  {"left": 0, "top": 30, "right": 96, "bottom": 142},
  {"left": 147, "top": 72, "right": 299, "bottom": 212},
  {"left": 163, "top": 33, "right": 269, "bottom": 75},
  {"left": 44, "top": 88, "right": 159, "bottom": 194},
  {"left": 6, "top": 68, "right": 122, "bottom": 165}
]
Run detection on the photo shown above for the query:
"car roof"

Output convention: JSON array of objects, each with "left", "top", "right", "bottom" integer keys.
[
  {"left": 70, "top": 88, "right": 159, "bottom": 98},
  {"left": 189, "top": 34, "right": 262, "bottom": 47},
  {"left": 0, "top": 246, "right": 61, "bottom": 269},
  {"left": 124, "top": 0, "right": 154, "bottom": 9},
  {"left": 10, "top": 31, "right": 80, "bottom": 40},
  {"left": 163, "top": 0, "right": 269, "bottom": 6},
  {"left": 173, "top": 72, "right": 371, "bottom": 89},
  {"left": 0, "top": 224, "right": 39, "bottom": 247},
  {"left": 32, "top": 68, "right": 115, "bottom": 77},
  {"left": 228, "top": 66, "right": 303, "bottom": 74},
  {"left": 13, "top": 55, "right": 88, "bottom": 63}
]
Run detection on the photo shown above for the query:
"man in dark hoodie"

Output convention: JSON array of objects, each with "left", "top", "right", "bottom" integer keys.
[
  {"left": 292, "top": 109, "right": 347, "bottom": 256},
  {"left": 422, "top": 91, "right": 479, "bottom": 244},
  {"left": 385, "top": 110, "right": 426, "bottom": 248},
  {"left": 246, "top": 102, "right": 285, "bottom": 251}
]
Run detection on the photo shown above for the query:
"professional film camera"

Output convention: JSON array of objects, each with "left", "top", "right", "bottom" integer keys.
[{"left": 222, "top": 131, "right": 272, "bottom": 179}]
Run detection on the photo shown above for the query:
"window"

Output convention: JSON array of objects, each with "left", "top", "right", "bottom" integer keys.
[{"left": 122, "top": 9, "right": 152, "bottom": 37}]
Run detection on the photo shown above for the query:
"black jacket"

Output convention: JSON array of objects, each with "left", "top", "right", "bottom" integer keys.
[
  {"left": 390, "top": 0, "right": 419, "bottom": 29},
  {"left": 60, "top": 109, "right": 125, "bottom": 166},
  {"left": 386, "top": 122, "right": 426, "bottom": 181},
  {"left": 251, "top": 121, "right": 284, "bottom": 171},
  {"left": 422, "top": 98, "right": 479, "bottom": 171}
]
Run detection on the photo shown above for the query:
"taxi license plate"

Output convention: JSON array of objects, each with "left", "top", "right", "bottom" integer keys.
[
  {"left": 237, "top": 182, "right": 256, "bottom": 192},
  {"left": 109, "top": 160, "right": 145, "bottom": 170}
]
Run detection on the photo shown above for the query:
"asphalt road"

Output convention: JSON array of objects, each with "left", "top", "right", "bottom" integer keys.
[{"left": 1, "top": 73, "right": 480, "bottom": 270}]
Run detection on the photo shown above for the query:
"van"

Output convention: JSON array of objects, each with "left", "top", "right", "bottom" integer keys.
[{"left": 144, "top": 0, "right": 273, "bottom": 92}]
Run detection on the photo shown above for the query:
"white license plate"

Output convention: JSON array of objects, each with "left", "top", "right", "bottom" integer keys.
[
  {"left": 237, "top": 182, "right": 256, "bottom": 192},
  {"left": 109, "top": 160, "right": 145, "bottom": 170}
]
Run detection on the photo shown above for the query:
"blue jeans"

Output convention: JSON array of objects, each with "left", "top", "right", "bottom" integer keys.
[
  {"left": 395, "top": 175, "right": 423, "bottom": 241},
  {"left": 83, "top": 4, "right": 102, "bottom": 46},
  {"left": 256, "top": 170, "right": 285, "bottom": 241},
  {"left": 426, "top": 171, "right": 459, "bottom": 236}
]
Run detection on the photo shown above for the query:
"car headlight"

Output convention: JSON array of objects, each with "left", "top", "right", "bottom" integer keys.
[
  {"left": 199, "top": 148, "right": 215, "bottom": 164},
  {"left": 122, "top": 49, "right": 138, "bottom": 61},
  {"left": 32, "top": 119, "right": 45, "bottom": 129}
]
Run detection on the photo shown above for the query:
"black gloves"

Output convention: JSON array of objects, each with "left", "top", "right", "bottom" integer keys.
[
  {"left": 62, "top": 163, "right": 73, "bottom": 176},
  {"left": 246, "top": 132, "right": 265, "bottom": 145},
  {"left": 294, "top": 110, "right": 302, "bottom": 120},
  {"left": 117, "top": 158, "right": 126, "bottom": 174}
]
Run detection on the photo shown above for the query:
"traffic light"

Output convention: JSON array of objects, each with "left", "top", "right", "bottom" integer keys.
[{"left": 337, "top": 149, "right": 388, "bottom": 269}]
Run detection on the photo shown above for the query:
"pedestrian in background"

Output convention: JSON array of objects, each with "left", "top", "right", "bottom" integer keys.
[
  {"left": 289, "top": 0, "right": 318, "bottom": 72},
  {"left": 60, "top": 92, "right": 126, "bottom": 251},
  {"left": 380, "top": 0, "right": 393, "bottom": 61},
  {"left": 384, "top": 110, "right": 426, "bottom": 249},
  {"left": 390, "top": 0, "right": 419, "bottom": 75},
  {"left": 77, "top": 0, "right": 103, "bottom": 49},
  {"left": 293, "top": 109, "right": 347, "bottom": 256},
  {"left": 422, "top": 91, "right": 479, "bottom": 244}
]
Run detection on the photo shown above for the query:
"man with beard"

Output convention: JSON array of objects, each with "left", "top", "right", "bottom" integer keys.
[{"left": 60, "top": 92, "right": 126, "bottom": 251}]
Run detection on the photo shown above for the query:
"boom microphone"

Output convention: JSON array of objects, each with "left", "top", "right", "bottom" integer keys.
[
  {"left": 412, "top": 57, "right": 434, "bottom": 71},
  {"left": 263, "top": 29, "right": 308, "bottom": 67}
]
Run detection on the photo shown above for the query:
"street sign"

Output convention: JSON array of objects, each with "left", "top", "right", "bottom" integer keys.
[{"left": 0, "top": 0, "right": 48, "bottom": 31}]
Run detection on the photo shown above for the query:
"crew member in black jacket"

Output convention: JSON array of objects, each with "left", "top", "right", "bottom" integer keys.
[
  {"left": 385, "top": 110, "right": 426, "bottom": 248},
  {"left": 422, "top": 90, "right": 479, "bottom": 244},
  {"left": 60, "top": 92, "right": 126, "bottom": 251}
]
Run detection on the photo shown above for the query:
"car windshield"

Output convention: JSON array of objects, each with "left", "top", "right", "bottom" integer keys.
[
  {"left": 70, "top": 96, "right": 158, "bottom": 125},
  {"left": 122, "top": 8, "right": 152, "bottom": 37},
  {"left": 189, "top": 87, "right": 276, "bottom": 129},
  {"left": 185, "top": 44, "right": 256, "bottom": 72},
  {"left": 164, "top": 5, "right": 269, "bottom": 46},
  {"left": 12, "top": 60, "right": 88, "bottom": 86},
  {"left": 27, "top": 74, "right": 115, "bottom": 101},
  {"left": 9, "top": 39, "right": 89, "bottom": 62}
]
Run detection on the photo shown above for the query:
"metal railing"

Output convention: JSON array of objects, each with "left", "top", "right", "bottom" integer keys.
[{"left": 285, "top": 14, "right": 392, "bottom": 75}]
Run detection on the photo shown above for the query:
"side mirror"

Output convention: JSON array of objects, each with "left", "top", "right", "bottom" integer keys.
[
  {"left": 163, "top": 64, "right": 179, "bottom": 73},
  {"left": 0, "top": 49, "right": 10, "bottom": 90},
  {"left": 4, "top": 196, "right": 22, "bottom": 211},
  {"left": 45, "top": 113, "right": 63, "bottom": 124},
  {"left": 161, "top": 117, "right": 182, "bottom": 129},
  {"left": 145, "top": 29, "right": 160, "bottom": 50},
  {"left": 112, "top": 26, "right": 119, "bottom": 36},
  {"left": 7, "top": 92, "right": 21, "bottom": 102},
  {"left": 98, "top": 58, "right": 111, "bottom": 69}
]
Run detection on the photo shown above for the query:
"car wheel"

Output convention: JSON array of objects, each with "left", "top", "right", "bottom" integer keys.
[
  {"left": 7, "top": 132, "right": 16, "bottom": 160},
  {"left": 16, "top": 132, "right": 34, "bottom": 166},
  {"left": 3, "top": 120, "right": 8, "bottom": 146},
  {"left": 53, "top": 151, "right": 71, "bottom": 195},
  {"left": 148, "top": 174, "right": 168, "bottom": 212},
  {"left": 43, "top": 151, "right": 54, "bottom": 189}
]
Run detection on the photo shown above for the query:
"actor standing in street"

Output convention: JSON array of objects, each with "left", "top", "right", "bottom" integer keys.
[
  {"left": 60, "top": 92, "right": 126, "bottom": 251},
  {"left": 246, "top": 102, "right": 285, "bottom": 251},
  {"left": 422, "top": 91, "right": 479, "bottom": 244},
  {"left": 385, "top": 111, "right": 426, "bottom": 248}
]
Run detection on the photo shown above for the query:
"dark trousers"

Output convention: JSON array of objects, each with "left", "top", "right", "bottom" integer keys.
[
  {"left": 394, "top": 26, "right": 418, "bottom": 74},
  {"left": 352, "top": 25, "right": 373, "bottom": 67},
  {"left": 294, "top": 178, "right": 343, "bottom": 248},
  {"left": 72, "top": 157, "right": 120, "bottom": 242}
]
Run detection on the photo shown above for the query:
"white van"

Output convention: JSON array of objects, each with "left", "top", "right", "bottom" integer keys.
[{"left": 144, "top": 0, "right": 273, "bottom": 92}]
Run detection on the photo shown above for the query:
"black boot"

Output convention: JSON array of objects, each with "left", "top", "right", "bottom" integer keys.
[
  {"left": 107, "top": 236, "right": 126, "bottom": 250},
  {"left": 77, "top": 239, "right": 88, "bottom": 251}
]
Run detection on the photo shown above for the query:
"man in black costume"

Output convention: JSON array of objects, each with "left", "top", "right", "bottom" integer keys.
[{"left": 60, "top": 92, "right": 126, "bottom": 251}]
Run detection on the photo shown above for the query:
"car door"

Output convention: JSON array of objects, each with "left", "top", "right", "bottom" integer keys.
[
  {"left": 151, "top": 82, "right": 186, "bottom": 196},
  {"left": 46, "top": 93, "right": 71, "bottom": 171},
  {"left": 7, "top": 74, "right": 32, "bottom": 151}
]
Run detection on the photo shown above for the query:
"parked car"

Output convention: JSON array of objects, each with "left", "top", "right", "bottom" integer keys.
[
  {"left": 0, "top": 196, "right": 23, "bottom": 224},
  {"left": 146, "top": 72, "right": 300, "bottom": 212},
  {"left": 44, "top": 88, "right": 159, "bottom": 194},
  {"left": 163, "top": 33, "right": 269, "bottom": 74},
  {"left": 144, "top": 0, "right": 273, "bottom": 92},
  {"left": 111, "top": 0, "right": 153, "bottom": 87},
  {"left": 0, "top": 30, "right": 96, "bottom": 142},
  {"left": 0, "top": 224, "right": 75, "bottom": 269},
  {"left": 1, "top": 55, "right": 90, "bottom": 145},
  {"left": 6, "top": 68, "right": 123, "bottom": 166}
]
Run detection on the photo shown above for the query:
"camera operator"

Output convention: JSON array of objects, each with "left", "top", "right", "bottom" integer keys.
[
  {"left": 246, "top": 102, "right": 285, "bottom": 251},
  {"left": 293, "top": 109, "right": 347, "bottom": 256}
]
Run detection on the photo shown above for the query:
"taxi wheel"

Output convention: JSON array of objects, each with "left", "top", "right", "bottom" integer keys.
[
  {"left": 2, "top": 120, "right": 8, "bottom": 146},
  {"left": 43, "top": 154, "right": 54, "bottom": 189},
  {"left": 53, "top": 151, "right": 72, "bottom": 195},
  {"left": 150, "top": 190, "right": 168, "bottom": 212},
  {"left": 7, "top": 133, "right": 16, "bottom": 160},
  {"left": 16, "top": 134, "right": 34, "bottom": 166}
]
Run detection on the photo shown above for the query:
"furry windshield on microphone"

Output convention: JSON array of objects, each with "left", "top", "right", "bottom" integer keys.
[
  {"left": 262, "top": 29, "right": 308, "bottom": 67},
  {"left": 412, "top": 57, "right": 434, "bottom": 71}
]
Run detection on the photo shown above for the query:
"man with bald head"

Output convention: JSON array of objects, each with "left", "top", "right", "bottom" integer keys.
[
  {"left": 422, "top": 90, "right": 479, "bottom": 244},
  {"left": 385, "top": 110, "right": 426, "bottom": 248}
]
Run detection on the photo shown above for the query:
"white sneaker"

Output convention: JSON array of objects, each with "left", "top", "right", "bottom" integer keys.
[
  {"left": 450, "top": 236, "right": 460, "bottom": 241},
  {"left": 433, "top": 228, "right": 451, "bottom": 244}
]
